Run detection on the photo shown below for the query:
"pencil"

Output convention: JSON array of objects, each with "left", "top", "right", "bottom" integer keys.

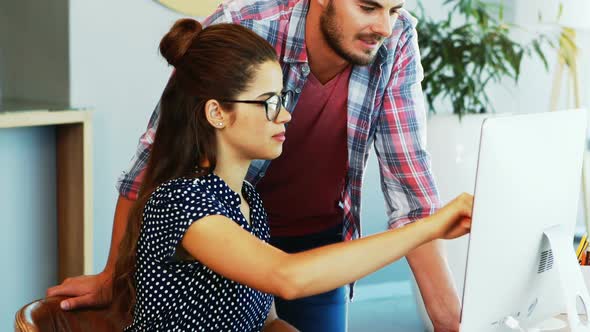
[{"left": 577, "top": 234, "right": 588, "bottom": 261}]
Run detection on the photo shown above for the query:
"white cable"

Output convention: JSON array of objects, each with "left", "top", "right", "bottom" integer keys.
[
  {"left": 502, "top": 316, "right": 544, "bottom": 332},
  {"left": 503, "top": 316, "right": 526, "bottom": 332}
]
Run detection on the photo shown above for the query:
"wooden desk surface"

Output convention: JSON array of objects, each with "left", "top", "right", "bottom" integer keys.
[{"left": 0, "top": 103, "right": 91, "bottom": 128}]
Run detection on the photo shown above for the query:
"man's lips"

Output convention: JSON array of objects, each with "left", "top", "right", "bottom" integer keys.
[
  {"left": 358, "top": 34, "right": 382, "bottom": 48},
  {"left": 361, "top": 38, "right": 379, "bottom": 44},
  {"left": 359, "top": 38, "right": 380, "bottom": 47}
]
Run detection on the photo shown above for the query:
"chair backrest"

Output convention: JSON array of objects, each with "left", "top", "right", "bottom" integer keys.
[{"left": 14, "top": 296, "right": 129, "bottom": 332}]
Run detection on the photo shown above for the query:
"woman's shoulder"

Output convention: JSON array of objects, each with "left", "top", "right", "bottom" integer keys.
[{"left": 149, "top": 176, "right": 215, "bottom": 207}]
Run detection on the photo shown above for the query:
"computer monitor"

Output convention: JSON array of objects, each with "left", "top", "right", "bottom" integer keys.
[{"left": 459, "top": 110, "right": 590, "bottom": 331}]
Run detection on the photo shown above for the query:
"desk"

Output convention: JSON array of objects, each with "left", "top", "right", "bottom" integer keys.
[{"left": 0, "top": 104, "right": 93, "bottom": 282}]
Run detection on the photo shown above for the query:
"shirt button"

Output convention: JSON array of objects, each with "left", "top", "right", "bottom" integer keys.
[
  {"left": 295, "top": 88, "right": 301, "bottom": 94},
  {"left": 302, "top": 64, "right": 310, "bottom": 75},
  {"left": 258, "top": 172, "right": 265, "bottom": 178}
]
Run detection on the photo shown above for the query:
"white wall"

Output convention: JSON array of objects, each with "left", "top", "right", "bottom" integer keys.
[
  {"left": 0, "top": 127, "right": 57, "bottom": 329},
  {"left": 68, "top": 0, "right": 181, "bottom": 271}
]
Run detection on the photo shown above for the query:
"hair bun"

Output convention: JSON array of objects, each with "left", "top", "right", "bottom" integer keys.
[{"left": 160, "top": 18, "right": 203, "bottom": 67}]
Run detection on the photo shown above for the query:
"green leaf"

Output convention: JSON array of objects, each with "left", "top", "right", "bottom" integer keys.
[{"left": 532, "top": 40, "right": 549, "bottom": 70}]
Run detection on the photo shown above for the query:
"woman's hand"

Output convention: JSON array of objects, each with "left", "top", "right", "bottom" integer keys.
[{"left": 429, "top": 193, "right": 474, "bottom": 240}]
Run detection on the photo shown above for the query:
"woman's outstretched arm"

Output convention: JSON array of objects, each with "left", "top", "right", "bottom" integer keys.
[{"left": 181, "top": 193, "right": 473, "bottom": 300}]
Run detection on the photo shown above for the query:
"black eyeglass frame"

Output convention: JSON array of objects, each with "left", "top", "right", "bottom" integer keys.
[{"left": 217, "top": 90, "right": 294, "bottom": 121}]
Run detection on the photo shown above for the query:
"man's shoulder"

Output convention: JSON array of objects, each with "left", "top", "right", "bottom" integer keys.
[
  {"left": 222, "top": 0, "right": 298, "bottom": 22},
  {"left": 378, "top": 8, "right": 419, "bottom": 61},
  {"left": 398, "top": 8, "right": 418, "bottom": 29},
  {"left": 383, "top": 9, "right": 417, "bottom": 49}
]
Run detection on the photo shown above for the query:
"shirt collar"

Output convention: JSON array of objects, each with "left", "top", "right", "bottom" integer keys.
[
  {"left": 200, "top": 172, "right": 243, "bottom": 208},
  {"left": 283, "top": 0, "right": 310, "bottom": 64}
]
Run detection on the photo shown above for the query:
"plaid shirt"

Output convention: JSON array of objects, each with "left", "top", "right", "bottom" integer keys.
[{"left": 117, "top": 0, "right": 440, "bottom": 242}]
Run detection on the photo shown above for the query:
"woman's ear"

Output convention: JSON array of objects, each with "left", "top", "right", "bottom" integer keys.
[{"left": 205, "top": 99, "right": 226, "bottom": 129}]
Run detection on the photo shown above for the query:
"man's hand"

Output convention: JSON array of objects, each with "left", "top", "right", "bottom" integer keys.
[
  {"left": 46, "top": 270, "right": 113, "bottom": 310},
  {"left": 46, "top": 195, "right": 133, "bottom": 311}
]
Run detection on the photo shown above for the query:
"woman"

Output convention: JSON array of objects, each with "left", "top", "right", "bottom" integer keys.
[{"left": 113, "top": 19, "right": 473, "bottom": 332}]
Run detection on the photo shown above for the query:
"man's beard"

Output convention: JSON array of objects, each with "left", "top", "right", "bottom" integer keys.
[{"left": 319, "top": 1, "right": 383, "bottom": 66}]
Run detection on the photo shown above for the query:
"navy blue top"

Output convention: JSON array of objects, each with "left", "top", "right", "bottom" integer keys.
[{"left": 125, "top": 173, "right": 273, "bottom": 332}]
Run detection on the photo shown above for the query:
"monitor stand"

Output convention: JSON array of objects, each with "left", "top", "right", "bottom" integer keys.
[
  {"left": 541, "top": 224, "right": 590, "bottom": 332},
  {"left": 501, "top": 225, "right": 590, "bottom": 331}
]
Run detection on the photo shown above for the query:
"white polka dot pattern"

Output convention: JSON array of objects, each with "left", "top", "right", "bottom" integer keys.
[{"left": 125, "top": 173, "right": 273, "bottom": 331}]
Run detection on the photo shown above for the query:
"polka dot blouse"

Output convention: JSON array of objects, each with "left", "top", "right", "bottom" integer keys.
[{"left": 125, "top": 173, "right": 273, "bottom": 332}]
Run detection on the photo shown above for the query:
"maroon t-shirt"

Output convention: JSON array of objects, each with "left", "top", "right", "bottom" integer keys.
[{"left": 257, "top": 66, "right": 352, "bottom": 237}]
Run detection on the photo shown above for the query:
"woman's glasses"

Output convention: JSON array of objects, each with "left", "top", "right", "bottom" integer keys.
[{"left": 218, "top": 90, "right": 293, "bottom": 121}]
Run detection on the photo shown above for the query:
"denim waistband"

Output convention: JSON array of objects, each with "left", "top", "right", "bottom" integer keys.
[{"left": 270, "top": 223, "right": 343, "bottom": 253}]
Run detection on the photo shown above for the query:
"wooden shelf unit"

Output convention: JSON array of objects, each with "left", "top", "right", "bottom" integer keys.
[{"left": 0, "top": 107, "right": 93, "bottom": 282}]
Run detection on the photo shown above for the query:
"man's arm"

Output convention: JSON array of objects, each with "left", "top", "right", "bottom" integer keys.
[
  {"left": 374, "top": 12, "right": 460, "bottom": 332},
  {"left": 407, "top": 241, "right": 460, "bottom": 332},
  {"left": 104, "top": 195, "right": 135, "bottom": 274},
  {"left": 46, "top": 196, "right": 134, "bottom": 309}
]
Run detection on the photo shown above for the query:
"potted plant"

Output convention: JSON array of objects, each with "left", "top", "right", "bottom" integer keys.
[
  {"left": 411, "top": 1, "right": 555, "bottom": 330},
  {"left": 418, "top": 0, "right": 553, "bottom": 116},
  {"left": 413, "top": 0, "right": 556, "bottom": 214},
  {"left": 415, "top": 0, "right": 556, "bottom": 222}
]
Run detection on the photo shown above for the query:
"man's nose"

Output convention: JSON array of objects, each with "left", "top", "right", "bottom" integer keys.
[{"left": 372, "top": 12, "right": 394, "bottom": 38}]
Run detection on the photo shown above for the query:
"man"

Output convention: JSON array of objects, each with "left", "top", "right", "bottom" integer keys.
[{"left": 48, "top": 0, "right": 460, "bottom": 330}]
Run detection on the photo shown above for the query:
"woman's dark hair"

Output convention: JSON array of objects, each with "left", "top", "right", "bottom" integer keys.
[{"left": 112, "top": 19, "right": 278, "bottom": 316}]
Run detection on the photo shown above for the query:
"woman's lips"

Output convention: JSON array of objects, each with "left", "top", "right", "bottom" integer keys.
[{"left": 272, "top": 132, "right": 286, "bottom": 142}]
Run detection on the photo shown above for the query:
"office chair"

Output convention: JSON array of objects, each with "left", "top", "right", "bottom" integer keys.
[{"left": 14, "top": 296, "right": 129, "bottom": 332}]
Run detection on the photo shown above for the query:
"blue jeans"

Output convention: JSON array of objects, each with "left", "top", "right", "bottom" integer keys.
[{"left": 270, "top": 224, "right": 348, "bottom": 332}]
